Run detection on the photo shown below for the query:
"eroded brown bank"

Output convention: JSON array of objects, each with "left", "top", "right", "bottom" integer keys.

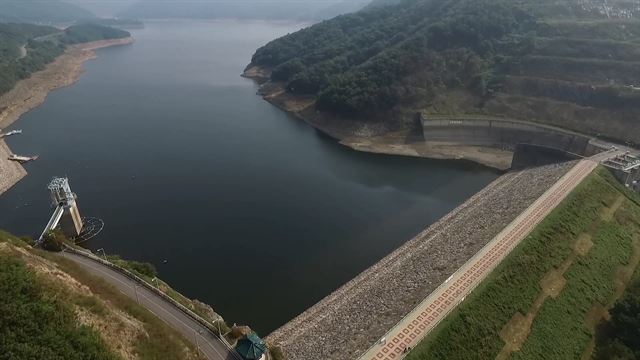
[
  {"left": 242, "top": 65, "right": 514, "bottom": 170},
  {"left": 0, "top": 37, "right": 135, "bottom": 196}
]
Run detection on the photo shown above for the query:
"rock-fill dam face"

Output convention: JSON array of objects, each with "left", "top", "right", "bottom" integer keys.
[
  {"left": 266, "top": 162, "right": 577, "bottom": 360},
  {"left": 421, "top": 117, "right": 601, "bottom": 167}
]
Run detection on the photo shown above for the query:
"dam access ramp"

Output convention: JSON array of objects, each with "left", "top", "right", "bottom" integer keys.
[{"left": 266, "top": 161, "right": 583, "bottom": 360}]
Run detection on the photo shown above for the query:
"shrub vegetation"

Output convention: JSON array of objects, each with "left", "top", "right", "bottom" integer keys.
[{"left": 0, "top": 253, "right": 119, "bottom": 360}]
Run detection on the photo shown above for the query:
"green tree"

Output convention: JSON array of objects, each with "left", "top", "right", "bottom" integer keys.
[
  {"left": 595, "top": 281, "right": 640, "bottom": 359},
  {"left": 41, "top": 229, "right": 68, "bottom": 252}
]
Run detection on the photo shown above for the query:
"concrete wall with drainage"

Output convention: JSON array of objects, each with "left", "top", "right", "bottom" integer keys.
[{"left": 422, "top": 117, "right": 593, "bottom": 156}]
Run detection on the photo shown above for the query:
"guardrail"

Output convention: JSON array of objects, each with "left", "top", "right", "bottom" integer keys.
[{"left": 63, "top": 245, "right": 242, "bottom": 360}]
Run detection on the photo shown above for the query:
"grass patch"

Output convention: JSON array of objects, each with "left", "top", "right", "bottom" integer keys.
[
  {"left": 513, "top": 220, "right": 634, "bottom": 359},
  {"left": 0, "top": 253, "right": 119, "bottom": 360},
  {"left": 407, "top": 167, "right": 636, "bottom": 359},
  {"left": 34, "top": 250, "right": 204, "bottom": 360},
  {"left": 0, "top": 229, "right": 30, "bottom": 247}
]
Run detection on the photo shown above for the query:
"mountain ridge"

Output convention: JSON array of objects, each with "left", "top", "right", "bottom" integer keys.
[{"left": 248, "top": 0, "right": 640, "bottom": 144}]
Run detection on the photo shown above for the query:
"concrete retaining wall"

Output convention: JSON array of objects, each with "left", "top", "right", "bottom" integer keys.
[
  {"left": 511, "top": 144, "right": 581, "bottom": 170},
  {"left": 422, "top": 118, "right": 592, "bottom": 156}
]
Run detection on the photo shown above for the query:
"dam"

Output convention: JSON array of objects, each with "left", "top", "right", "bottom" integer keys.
[
  {"left": 265, "top": 120, "right": 634, "bottom": 359},
  {"left": 266, "top": 161, "right": 577, "bottom": 360}
]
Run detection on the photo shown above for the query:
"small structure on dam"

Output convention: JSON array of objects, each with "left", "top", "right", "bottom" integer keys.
[
  {"left": 38, "top": 177, "right": 84, "bottom": 243},
  {"left": 49, "top": 177, "right": 84, "bottom": 236},
  {"left": 37, "top": 177, "right": 105, "bottom": 245},
  {"left": 602, "top": 153, "right": 640, "bottom": 191}
]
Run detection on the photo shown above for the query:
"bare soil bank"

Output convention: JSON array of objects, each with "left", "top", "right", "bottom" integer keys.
[
  {"left": 242, "top": 65, "right": 513, "bottom": 170},
  {"left": 0, "top": 37, "right": 134, "bottom": 196},
  {"left": 0, "top": 37, "right": 135, "bottom": 130},
  {"left": 0, "top": 140, "right": 26, "bottom": 195}
]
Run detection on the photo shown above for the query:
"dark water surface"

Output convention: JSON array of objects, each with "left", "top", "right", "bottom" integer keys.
[{"left": 0, "top": 21, "right": 499, "bottom": 334}]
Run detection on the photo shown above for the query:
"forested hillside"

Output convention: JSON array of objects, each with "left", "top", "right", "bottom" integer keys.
[
  {"left": 248, "top": 0, "right": 640, "bottom": 144},
  {"left": 0, "top": 23, "right": 130, "bottom": 95}
]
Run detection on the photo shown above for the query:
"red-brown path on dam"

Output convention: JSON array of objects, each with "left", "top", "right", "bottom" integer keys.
[{"left": 360, "top": 159, "right": 598, "bottom": 360}]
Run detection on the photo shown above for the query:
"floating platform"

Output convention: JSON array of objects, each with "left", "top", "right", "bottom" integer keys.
[{"left": 8, "top": 154, "right": 38, "bottom": 163}]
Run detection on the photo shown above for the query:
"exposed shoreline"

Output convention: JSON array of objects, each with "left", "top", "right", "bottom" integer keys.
[
  {"left": 0, "top": 37, "right": 135, "bottom": 197},
  {"left": 242, "top": 65, "right": 513, "bottom": 170}
]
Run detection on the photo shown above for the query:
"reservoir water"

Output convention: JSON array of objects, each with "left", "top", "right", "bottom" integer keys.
[{"left": 0, "top": 21, "right": 499, "bottom": 334}]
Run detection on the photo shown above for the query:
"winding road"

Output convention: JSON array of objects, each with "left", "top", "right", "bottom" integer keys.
[{"left": 60, "top": 251, "right": 236, "bottom": 360}]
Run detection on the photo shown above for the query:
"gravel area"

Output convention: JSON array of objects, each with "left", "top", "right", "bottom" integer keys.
[
  {"left": 0, "top": 140, "right": 26, "bottom": 195},
  {"left": 266, "top": 161, "right": 577, "bottom": 360}
]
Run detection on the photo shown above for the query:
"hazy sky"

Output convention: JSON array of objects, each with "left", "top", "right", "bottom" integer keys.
[
  {"left": 67, "top": 0, "right": 137, "bottom": 16},
  {"left": 100, "top": 0, "right": 370, "bottom": 20},
  {"left": 68, "top": 0, "right": 368, "bottom": 17}
]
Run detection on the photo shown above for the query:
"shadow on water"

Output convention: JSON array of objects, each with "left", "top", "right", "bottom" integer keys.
[{"left": 309, "top": 127, "right": 501, "bottom": 196}]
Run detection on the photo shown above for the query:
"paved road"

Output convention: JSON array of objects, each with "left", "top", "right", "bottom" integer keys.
[
  {"left": 60, "top": 251, "right": 236, "bottom": 360},
  {"left": 589, "top": 148, "right": 629, "bottom": 163},
  {"left": 359, "top": 159, "right": 598, "bottom": 360}
]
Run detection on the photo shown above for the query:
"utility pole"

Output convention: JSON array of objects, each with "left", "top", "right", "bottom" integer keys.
[
  {"left": 133, "top": 284, "right": 140, "bottom": 304},
  {"left": 194, "top": 330, "right": 200, "bottom": 354}
]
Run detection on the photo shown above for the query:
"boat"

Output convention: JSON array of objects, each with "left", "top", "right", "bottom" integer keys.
[
  {"left": 8, "top": 154, "right": 38, "bottom": 163},
  {"left": 0, "top": 129, "right": 22, "bottom": 137}
]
